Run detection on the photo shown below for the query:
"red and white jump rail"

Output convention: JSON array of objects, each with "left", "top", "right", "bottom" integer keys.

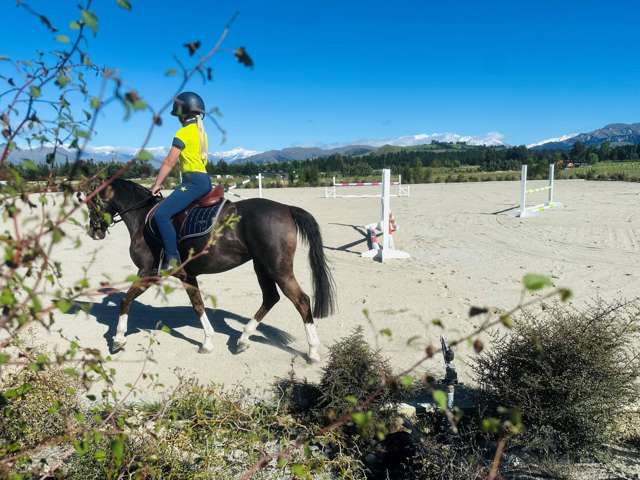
[
  {"left": 324, "top": 174, "right": 410, "bottom": 198},
  {"left": 228, "top": 173, "right": 263, "bottom": 198},
  {"left": 361, "top": 169, "right": 410, "bottom": 262},
  {"left": 517, "top": 164, "right": 560, "bottom": 217}
]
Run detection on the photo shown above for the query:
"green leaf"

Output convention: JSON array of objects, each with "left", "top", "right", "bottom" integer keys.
[
  {"left": 431, "top": 318, "right": 444, "bottom": 328},
  {"left": 111, "top": 437, "right": 124, "bottom": 467},
  {"left": 351, "top": 410, "right": 372, "bottom": 428},
  {"left": 559, "top": 288, "right": 572, "bottom": 302},
  {"left": 132, "top": 99, "right": 147, "bottom": 111},
  {"left": 165, "top": 68, "right": 177, "bottom": 77},
  {"left": 126, "top": 274, "right": 140, "bottom": 283},
  {"left": 379, "top": 327, "right": 392, "bottom": 337},
  {"left": 22, "top": 159, "right": 38, "bottom": 171},
  {"left": 344, "top": 395, "right": 357, "bottom": 405},
  {"left": 400, "top": 375, "right": 414, "bottom": 388},
  {"left": 69, "top": 21, "right": 80, "bottom": 30},
  {"left": 0, "top": 288, "right": 16, "bottom": 306},
  {"left": 432, "top": 389, "right": 447, "bottom": 410},
  {"left": 55, "top": 74, "right": 70, "bottom": 88},
  {"left": 482, "top": 417, "right": 501, "bottom": 434},
  {"left": 55, "top": 34, "right": 70, "bottom": 44},
  {"left": 116, "top": 0, "right": 132, "bottom": 10},
  {"left": 81, "top": 10, "right": 98, "bottom": 34},
  {"left": 73, "top": 128, "right": 90, "bottom": 139},
  {"left": 29, "top": 86, "right": 41, "bottom": 98},
  {"left": 500, "top": 314, "right": 513, "bottom": 328},
  {"left": 136, "top": 149, "right": 152, "bottom": 161},
  {"left": 52, "top": 227, "right": 64, "bottom": 244},
  {"left": 161, "top": 325, "right": 171, "bottom": 334},
  {"left": 94, "top": 449, "right": 107, "bottom": 461},
  {"left": 522, "top": 273, "right": 552, "bottom": 291},
  {"left": 90, "top": 97, "right": 101, "bottom": 109},
  {"left": 0, "top": 352, "right": 9, "bottom": 364},
  {"left": 55, "top": 298, "right": 72, "bottom": 313},
  {"left": 290, "top": 464, "right": 309, "bottom": 478},
  {"left": 0, "top": 55, "right": 9, "bottom": 61}
]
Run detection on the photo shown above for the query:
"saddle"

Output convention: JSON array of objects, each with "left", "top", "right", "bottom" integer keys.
[{"left": 145, "top": 184, "right": 227, "bottom": 244}]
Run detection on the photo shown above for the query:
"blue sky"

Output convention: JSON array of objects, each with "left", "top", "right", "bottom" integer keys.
[{"left": 1, "top": 0, "right": 639, "bottom": 152}]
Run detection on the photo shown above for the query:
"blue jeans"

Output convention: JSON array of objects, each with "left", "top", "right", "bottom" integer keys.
[{"left": 155, "top": 172, "right": 211, "bottom": 258}]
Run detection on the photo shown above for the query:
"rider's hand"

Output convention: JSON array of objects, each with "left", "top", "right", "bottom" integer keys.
[{"left": 151, "top": 184, "right": 162, "bottom": 196}]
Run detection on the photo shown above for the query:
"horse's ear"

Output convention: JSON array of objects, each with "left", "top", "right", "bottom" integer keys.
[{"left": 103, "top": 184, "right": 115, "bottom": 201}]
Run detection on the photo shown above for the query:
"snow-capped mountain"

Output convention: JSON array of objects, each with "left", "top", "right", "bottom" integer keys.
[
  {"left": 238, "top": 132, "right": 505, "bottom": 163},
  {"left": 354, "top": 131, "right": 505, "bottom": 148},
  {"left": 6, "top": 131, "right": 503, "bottom": 165},
  {"left": 209, "top": 147, "right": 262, "bottom": 162},
  {"left": 529, "top": 123, "right": 640, "bottom": 150},
  {"left": 5, "top": 144, "right": 260, "bottom": 165},
  {"left": 527, "top": 133, "right": 578, "bottom": 149}
]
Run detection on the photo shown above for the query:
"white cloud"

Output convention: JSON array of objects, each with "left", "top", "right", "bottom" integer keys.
[{"left": 526, "top": 133, "right": 578, "bottom": 149}]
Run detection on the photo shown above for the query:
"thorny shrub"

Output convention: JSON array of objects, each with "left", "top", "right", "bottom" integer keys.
[
  {"left": 474, "top": 299, "right": 640, "bottom": 456},
  {"left": 318, "top": 328, "right": 396, "bottom": 438},
  {"left": 0, "top": 365, "right": 81, "bottom": 453}
]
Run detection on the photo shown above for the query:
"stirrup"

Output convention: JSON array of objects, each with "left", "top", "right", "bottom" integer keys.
[{"left": 158, "top": 253, "right": 183, "bottom": 277}]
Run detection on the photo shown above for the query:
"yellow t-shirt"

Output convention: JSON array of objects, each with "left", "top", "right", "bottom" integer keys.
[{"left": 172, "top": 121, "right": 208, "bottom": 173}]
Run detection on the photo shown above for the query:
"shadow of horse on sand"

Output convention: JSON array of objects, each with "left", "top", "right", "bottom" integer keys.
[{"left": 73, "top": 292, "right": 304, "bottom": 358}]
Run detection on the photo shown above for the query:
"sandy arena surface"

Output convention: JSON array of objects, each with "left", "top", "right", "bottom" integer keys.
[{"left": 14, "top": 179, "right": 640, "bottom": 399}]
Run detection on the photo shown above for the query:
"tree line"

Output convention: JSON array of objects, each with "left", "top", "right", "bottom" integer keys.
[{"left": 8, "top": 141, "right": 640, "bottom": 184}]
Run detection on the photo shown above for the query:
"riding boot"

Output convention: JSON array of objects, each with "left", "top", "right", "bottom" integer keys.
[{"left": 159, "top": 253, "right": 185, "bottom": 279}]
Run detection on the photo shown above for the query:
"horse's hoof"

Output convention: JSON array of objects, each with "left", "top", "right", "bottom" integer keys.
[
  {"left": 112, "top": 339, "right": 126, "bottom": 353},
  {"left": 198, "top": 343, "right": 214, "bottom": 354},
  {"left": 235, "top": 341, "right": 250, "bottom": 354}
]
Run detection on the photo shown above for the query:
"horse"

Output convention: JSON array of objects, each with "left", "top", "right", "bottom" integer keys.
[{"left": 83, "top": 178, "right": 336, "bottom": 363}]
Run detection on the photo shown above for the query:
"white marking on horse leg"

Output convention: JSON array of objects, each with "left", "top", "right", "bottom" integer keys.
[
  {"left": 198, "top": 312, "right": 214, "bottom": 353},
  {"left": 237, "top": 318, "right": 259, "bottom": 351},
  {"left": 305, "top": 323, "right": 321, "bottom": 363},
  {"left": 113, "top": 314, "right": 128, "bottom": 348}
]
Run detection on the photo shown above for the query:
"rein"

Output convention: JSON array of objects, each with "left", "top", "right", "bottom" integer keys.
[
  {"left": 111, "top": 194, "right": 160, "bottom": 224},
  {"left": 86, "top": 185, "right": 160, "bottom": 229}
]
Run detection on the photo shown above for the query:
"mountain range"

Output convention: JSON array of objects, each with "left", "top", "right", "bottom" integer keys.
[
  {"left": 530, "top": 123, "right": 640, "bottom": 150},
  {"left": 4, "top": 123, "right": 639, "bottom": 166}
]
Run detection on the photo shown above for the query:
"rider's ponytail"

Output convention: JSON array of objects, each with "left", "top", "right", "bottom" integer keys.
[{"left": 196, "top": 114, "right": 208, "bottom": 162}]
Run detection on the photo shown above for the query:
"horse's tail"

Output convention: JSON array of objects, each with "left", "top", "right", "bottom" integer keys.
[{"left": 289, "top": 206, "right": 336, "bottom": 318}]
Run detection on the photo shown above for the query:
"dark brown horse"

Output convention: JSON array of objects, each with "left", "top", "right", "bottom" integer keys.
[{"left": 84, "top": 178, "right": 335, "bottom": 362}]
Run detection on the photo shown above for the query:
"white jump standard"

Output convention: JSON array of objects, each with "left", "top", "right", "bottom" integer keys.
[
  {"left": 325, "top": 174, "right": 410, "bottom": 198},
  {"left": 362, "top": 169, "right": 410, "bottom": 262},
  {"left": 517, "top": 164, "right": 561, "bottom": 218}
]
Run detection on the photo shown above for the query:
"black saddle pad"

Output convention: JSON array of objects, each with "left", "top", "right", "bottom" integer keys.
[{"left": 144, "top": 199, "right": 226, "bottom": 245}]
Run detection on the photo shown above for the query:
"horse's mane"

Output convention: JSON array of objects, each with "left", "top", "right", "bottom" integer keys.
[{"left": 112, "top": 178, "right": 154, "bottom": 199}]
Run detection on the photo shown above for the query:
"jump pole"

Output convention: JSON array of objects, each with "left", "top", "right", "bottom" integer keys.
[
  {"left": 518, "top": 164, "right": 559, "bottom": 218},
  {"left": 228, "top": 174, "right": 263, "bottom": 198},
  {"left": 362, "top": 169, "right": 410, "bottom": 262},
  {"left": 325, "top": 174, "right": 409, "bottom": 198}
]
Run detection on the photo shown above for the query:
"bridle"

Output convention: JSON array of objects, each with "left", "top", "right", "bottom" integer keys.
[{"left": 84, "top": 187, "right": 161, "bottom": 231}]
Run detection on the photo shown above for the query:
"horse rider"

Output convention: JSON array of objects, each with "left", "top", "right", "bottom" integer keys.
[{"left": 151, "top": 91, "right": 212, "bottom": 273}]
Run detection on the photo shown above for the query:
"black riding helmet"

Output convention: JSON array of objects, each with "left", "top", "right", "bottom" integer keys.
[{"left": 171, "top": 91, "right": 205, "bottom": 117}]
